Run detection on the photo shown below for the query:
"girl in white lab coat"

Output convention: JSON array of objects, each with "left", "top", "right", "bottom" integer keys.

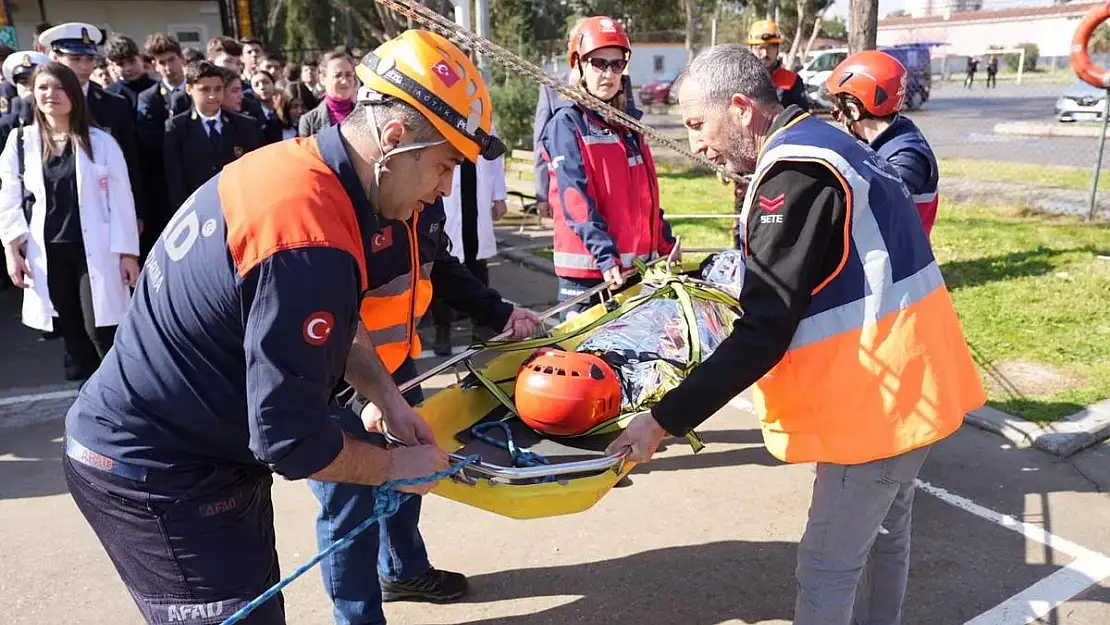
[{"left": 0, "top": 62, "right": 140, "bottom": 380}]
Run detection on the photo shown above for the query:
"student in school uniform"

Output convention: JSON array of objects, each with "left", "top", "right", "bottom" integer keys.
[
  {"left": 163, "top": 60, "right": 262, "bottom": 210},
  {"left": 248, "top": 70, "right": 283, "bottom": 144},
  {"left": 104, "top": 35, "right": 157, "bottom": 110}
]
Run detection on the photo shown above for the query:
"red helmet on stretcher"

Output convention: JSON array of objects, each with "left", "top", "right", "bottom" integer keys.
[{"left": 514, "top": 350, "right": 622, "bottom": 437}]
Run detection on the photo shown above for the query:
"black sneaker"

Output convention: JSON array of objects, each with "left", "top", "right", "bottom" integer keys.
[{"left": 380, "top": 568, "right": 468, "bottom": 603}]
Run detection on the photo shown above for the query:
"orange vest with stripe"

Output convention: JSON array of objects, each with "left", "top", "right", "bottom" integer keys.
[
  {"left": 742, "top": 114, "right": 986, "bottom": 465},
  {"left": 221, "top": 137, "right": 368, "bottom": 290},
  {"left": 358, "top": 206, "right": 437, "bottom": 374},
  {"left": 223, "top": 135, "right": 432, "bottom": 376}
]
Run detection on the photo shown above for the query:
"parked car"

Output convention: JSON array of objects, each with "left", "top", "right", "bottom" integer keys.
[
  {"left": 1055, "top": 81, "right": 1107, "bottom": 122},
  {"left": 639, "top": 71, "right": 680, "bottom": 106},
  {"left": 799, "top": 44, "right": 933, "bottom": 112}
]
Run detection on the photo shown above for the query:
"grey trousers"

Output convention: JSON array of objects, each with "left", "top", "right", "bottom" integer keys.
[{"left": 793, "top": 445, "right": 932, "bottom": 625}]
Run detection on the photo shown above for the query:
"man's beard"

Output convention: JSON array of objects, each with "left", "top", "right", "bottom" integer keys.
[{"left": 722, "top": 121, "right": 759, "bottom": 176}]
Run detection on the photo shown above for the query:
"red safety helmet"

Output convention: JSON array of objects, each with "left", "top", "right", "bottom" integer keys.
[
  {"left": 566, "top": 18, "right": 587, "bottom": 68},
  {"left": 569, "top": 16, "right": 630, "bottom": 70},
  {"left": 825, "top": 50, "right": 908, "bottom": 118},
  {"left": 514, "top": 349, "right": 622, "bottom": 437}
]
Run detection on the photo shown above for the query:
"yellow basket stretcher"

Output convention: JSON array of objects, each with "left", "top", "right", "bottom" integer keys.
[{"left": 396, "top": 253, "right": 736, "bottom": 521}]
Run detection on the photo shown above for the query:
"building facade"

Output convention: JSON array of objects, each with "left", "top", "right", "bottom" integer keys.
[{"left": 879, "top": 2, "right": 1099, "bottom": 61}]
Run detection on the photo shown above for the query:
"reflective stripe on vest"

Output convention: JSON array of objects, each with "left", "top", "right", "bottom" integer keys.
[
  {"left": 743, "top": 118, "right": 985, "bottom": 466},
  {"left": 553, "top": 251, "right": 653, "bottom": 271},
  {"left": 359, "top": 215, "right": 435, "bottom": 373}
]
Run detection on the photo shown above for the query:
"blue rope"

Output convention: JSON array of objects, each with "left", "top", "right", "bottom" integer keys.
[
  {"left": 218, "top": 454, "right": 480, "bottom": 625},
  {"left": 469, "top": 421, "right": 550, "bottom": 468}
]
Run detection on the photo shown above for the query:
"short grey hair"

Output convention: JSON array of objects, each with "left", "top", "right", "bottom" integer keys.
[
  {"left": 677, "top": 44, "right": 780, "bottom": 109},
  {"left": 342, "top": 99, "right": 442, "bottom": 143}
]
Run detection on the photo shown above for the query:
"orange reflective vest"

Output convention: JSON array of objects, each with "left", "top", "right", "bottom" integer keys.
[
  {"left": 358, "top": 206, "right": 440, "bottom": 374},
  {"left": 742, "top": 114, "right": 986, "bottom": 465}
]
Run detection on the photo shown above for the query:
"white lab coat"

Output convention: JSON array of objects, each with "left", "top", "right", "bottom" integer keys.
[
  {"left": 442, "top": 150, "right": 507, "bottom": 263},
  {"left": 0, "top": 126, "right": 139, "bottom": 332}
]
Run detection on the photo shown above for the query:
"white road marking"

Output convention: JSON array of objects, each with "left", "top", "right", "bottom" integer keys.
[
  {"left": 963, "top": 556, "right": 1110, "bottom": 625},
  {"left": 916, "top": 480, "right": 1110, "bottom": 625}
]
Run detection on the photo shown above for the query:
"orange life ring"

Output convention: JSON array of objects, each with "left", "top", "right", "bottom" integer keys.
[{"left": 1072, "top": 2, "right": 1110, "bottom": 88}]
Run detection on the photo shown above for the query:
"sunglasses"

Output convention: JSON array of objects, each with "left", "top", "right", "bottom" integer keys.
[{"left": 585, "top": 57, "right": 628, "bottom": 74}]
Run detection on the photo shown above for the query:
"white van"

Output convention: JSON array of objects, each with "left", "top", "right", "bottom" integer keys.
[{"left": 798, "top": 48, "right": 850, "bottom": 111}]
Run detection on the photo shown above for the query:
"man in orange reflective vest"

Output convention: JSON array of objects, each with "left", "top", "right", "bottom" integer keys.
[
  {"left": 303, "top": 34, "right": 541, "bottom": 625},
  {"left": 610, "top": 44, "right": 986, "bottom": 625},
  {"left": 62, "top": 30, "right": 536, "bottom": 625}
]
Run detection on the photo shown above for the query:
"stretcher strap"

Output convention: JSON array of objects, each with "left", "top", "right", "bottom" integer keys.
[
  {"left": 671, "top": 282, "right": 701, "bottom": 375},
  {"left": 465, "top": 360, "right": 518, "bottom": 418}
]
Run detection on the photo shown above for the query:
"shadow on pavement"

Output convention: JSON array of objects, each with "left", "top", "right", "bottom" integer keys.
[
  {"left": 0, "top": 417, "right": 67, "bottom": 500},
  {"left": 458, "top": 540, "right": 799, "bottom": 625}
]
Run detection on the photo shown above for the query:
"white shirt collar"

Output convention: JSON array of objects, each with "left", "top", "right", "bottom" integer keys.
[
  {"left": 81, "top": 81, "right": 89, "bottom": 97},
  {"left": 197, "top": 110, "right": 222, "bottom": 133},
  {"left": 163, "top": 77, "right": 185, "bottom": 92}
]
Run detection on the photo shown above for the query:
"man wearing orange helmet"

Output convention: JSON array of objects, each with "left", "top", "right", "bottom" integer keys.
[
  {"left": 61, "top": 30, "right": 535, "bottom": 625},
  {"left": 826, "top": 50, "right": 941, "bottom": 237},
  {"left": 608, "top": 43, "right": 984, "bottom": 625},
  {"left": 747, "top": 20, "right": 809, "bottom": 111},
  {"left": 540, "top": 15, "right": 677, "bottom": 316}
]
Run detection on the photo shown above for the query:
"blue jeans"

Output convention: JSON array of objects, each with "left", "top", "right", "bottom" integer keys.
[
  {"left": 556, "top": 276, "right": 603, "bottom": 322},
  {"left": 307, "top": 359, "right": 430, "bottom": 625}
]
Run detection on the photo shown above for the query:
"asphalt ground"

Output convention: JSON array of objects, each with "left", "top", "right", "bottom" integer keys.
[{"left": 2, "top": 253, "right": 1110, "bottom": 624}]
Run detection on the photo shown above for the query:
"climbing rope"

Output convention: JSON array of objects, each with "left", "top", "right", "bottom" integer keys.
[
  {"left": 469, "top": 420, "right": 551, "bottom": 468},
  {"left": 365, "top": 0, "right": 745, "bottom": 184},
  {"left": 218, "top": 455, "right": 480, "bottom": 625}
]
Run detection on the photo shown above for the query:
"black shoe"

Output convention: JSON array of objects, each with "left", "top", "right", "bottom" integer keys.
[
  {"left": 380, "top": 568, "right": 468, "bottom": 603},
  {"left": 434, "top": 325, "right": 452, "bottom": 357}
]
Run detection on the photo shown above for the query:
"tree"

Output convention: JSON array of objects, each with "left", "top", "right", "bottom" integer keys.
[
  {"left": 849, "top": 0, "right": 877, "bottom": 52},
  {"left": 821, "top": 15, "right": 847, "bottom": 38}
]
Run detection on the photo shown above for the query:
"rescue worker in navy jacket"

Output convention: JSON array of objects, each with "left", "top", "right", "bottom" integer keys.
[
  {"left": 826, "top": 50, "right": 941, "bottom": 238},
  {"left": 163, "top": 60, "right": 263, "bottom": 211},
  {"left": 39, "top": 22, "right": 146, "bottom": 231},
  {"left": 62, "top": 30, "right": 535, "bottom": 625},
  {"left": 103, "top": 34, "right": 157, "bottom": 109}
]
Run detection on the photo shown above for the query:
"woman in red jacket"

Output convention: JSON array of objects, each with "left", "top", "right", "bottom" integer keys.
[{"left": 539, "top": 16, "right": 676, "bottom": 318}]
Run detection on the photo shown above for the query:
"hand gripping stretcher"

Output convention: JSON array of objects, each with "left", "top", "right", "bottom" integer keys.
[{"left": 392, "top": 251, "right": 744, "bottom": 520}]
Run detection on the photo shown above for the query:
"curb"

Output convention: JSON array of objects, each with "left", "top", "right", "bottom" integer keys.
[
  {"left": 496, "top": 244, "right": 556, "bottom": 275},
  {"left": 992, "top": 121, "right": 1105, "bottom": 139},
  {"left": 964, "top": 400, "right": 1110, "bottom": 458}
]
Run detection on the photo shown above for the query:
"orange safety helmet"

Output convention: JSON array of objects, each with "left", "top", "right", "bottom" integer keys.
[
  {"left": 746, "top": 20, "right": 782, "bottom": 46},
  {"left": 514, "top": 350, "right": 622, "bottom": 437},
  {"left": 570, "top": 16, "right": 631, "bottom": 69},
  {"left": 825, "top": 50, "right": 908, "bottom": 118},
  {"left": 355, "top": 29, "right": 505, "bottom": 163}
]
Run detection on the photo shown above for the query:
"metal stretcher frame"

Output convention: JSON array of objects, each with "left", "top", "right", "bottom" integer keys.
[{"left": 394, "top": 256, "right": 686, "bottom": 519}]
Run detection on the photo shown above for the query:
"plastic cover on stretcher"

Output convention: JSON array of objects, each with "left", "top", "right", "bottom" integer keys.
[{"left": 416, "top": 251, "right": 746, "bottom": 520}]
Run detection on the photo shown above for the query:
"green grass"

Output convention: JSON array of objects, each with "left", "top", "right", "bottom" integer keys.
[
  {"left": 932, "top": 203, "right": 1110, "bottom": 421},
  {"left": 938, "top": 158, "right": 1110, "bottom": 192},
  {"left": 508, "top": 165, "right": 1110, "bottom": 421}
]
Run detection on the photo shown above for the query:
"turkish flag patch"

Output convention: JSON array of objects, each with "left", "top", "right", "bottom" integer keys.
[
  {"left": 371, "top": 227, "right": 393, "bottom": 252},
  {"left": 431, "top": 60, "right": 460, "bottom": 88},
  {"left": 303, "top": 312, "right": 335, "bottom": 347},
  {"left": 758, "top": 193, "right": 785, "bottom": 213}
]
